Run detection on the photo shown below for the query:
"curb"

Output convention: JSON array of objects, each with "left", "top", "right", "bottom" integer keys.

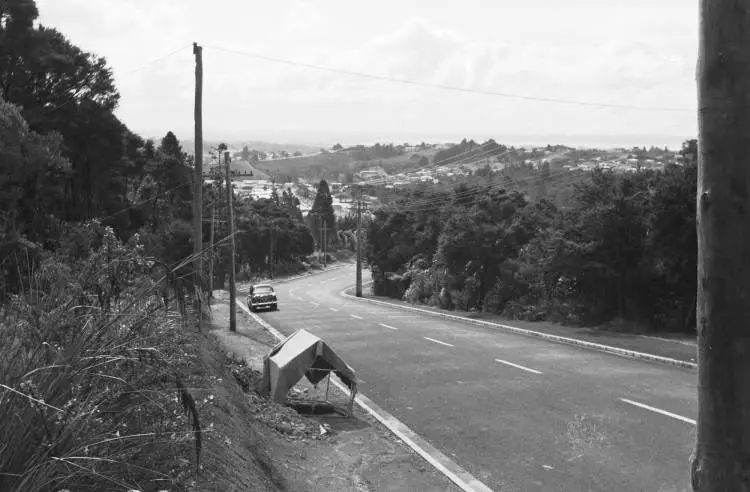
[
  {"left": 235, "top": 299, "right": 495, "bottom": 492},
  {"left": 341, "top": 289, "right": 697, "bottom": 371},
  {"left": 239, "top": 263, "right": 352, "bottom": 292}
]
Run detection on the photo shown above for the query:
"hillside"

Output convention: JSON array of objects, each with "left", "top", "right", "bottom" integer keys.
[
  {"left": 255, "top": 152, "right": 356, "bottom": 180},
  {"left": 207, "top": 159, "right": 271, "bottom": 180}
]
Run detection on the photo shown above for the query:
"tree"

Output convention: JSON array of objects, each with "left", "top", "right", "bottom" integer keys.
[
  {"left": 308, "top": 179, "right": 336, "bottom": 249},
  {"left": 680, "top": 139, "right": 698, "bottom": 167},
  {"left": 1, "top": 1, "right": 128, "bottom": 225},
  {"left": 332, "top": 143, "right": 343, "bottom": 151},
  {"left": 435, "top": 188, "right": 532, "bottom": 309},
  {"left": 690, "top": 2, "right": 750, "bottom": 489}
]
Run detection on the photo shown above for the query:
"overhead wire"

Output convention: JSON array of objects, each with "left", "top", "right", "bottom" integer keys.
[
  {"left": 43, "top": 43, "right": 193, "bottom": 114},
  {"left": 385, "top": 164, "right": 633, "bottom": 214},
  {"left": 359, "top": 141, "right": 516, "bottom": 187},
  {"left": 96, "top": 182, "right": 193, "bottom": 223},
  {"left": 374, "top": 148, "right": 653, "bottom": 212},
  {"left": 118, "top": 43, "right": 193, "bottom": 77},
  {"left": 203, "top": 44, "right": 693, "bottom": 113}
]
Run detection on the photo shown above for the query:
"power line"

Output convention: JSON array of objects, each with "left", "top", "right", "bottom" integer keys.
[
  {"left": 203, "top": 44, "right": 693, "bottom": 113},
  {"left": 377, "top": 159, "right": 658, "bottom": 213},
  {"left": 96, "top": 182, "right": 192, "bottom": 223},
  {"left": 42, "top": 44, "right": 193, "bottom": 114},
  {"left": 119, "top": 43, "right": 193, "bottom": 77}
]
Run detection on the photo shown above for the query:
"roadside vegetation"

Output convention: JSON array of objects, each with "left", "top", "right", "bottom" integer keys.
[
  {"left": 0, "top": 2, "right": 316, "bottom": 489},
  {"left": 366, "top": 140, "right": 698, "bottom": 334}
]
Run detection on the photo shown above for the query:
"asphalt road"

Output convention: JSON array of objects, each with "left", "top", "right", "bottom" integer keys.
[{"left": 254, "top": 265, "right": 697, "bottom": 492}]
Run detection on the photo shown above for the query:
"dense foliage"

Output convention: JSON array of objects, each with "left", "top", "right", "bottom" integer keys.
[
  {"left": 0, "top": 1, "right": 315, "bottom": 297},
  {"left": 0, "top": 2, "right": 314, "bottom": 487},
  {"left": 367, "top": 141, "right": 698, "bottom": 333}
]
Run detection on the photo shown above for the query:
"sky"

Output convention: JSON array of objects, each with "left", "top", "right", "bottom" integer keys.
[{"left": 36, "top": 0, "right": 698, "bottom": 147}]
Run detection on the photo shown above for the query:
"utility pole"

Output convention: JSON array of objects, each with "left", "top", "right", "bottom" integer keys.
[
  {"left": 192, "top": 42, "right": 204, "bottom": 324},
  {"left": 269, "top": 227, "right": 274, "bottom": 280},
  {"left": 208, "top": 204, "right": 215, "bottom": 299},
  {"left": 224, "top": 151, "right": 237, "bottom": 333},
  {"left": 316, "top": 214, "right": 322, "bottom": 264},
  {"left": 691, "top": 2, "right": 750, "bottom": 490},
  {"left": 323, "top": 222, "right": 327, "bottom": 268},
  {"left": 355, "top": 197, "right": 363, "bottom": 297}
]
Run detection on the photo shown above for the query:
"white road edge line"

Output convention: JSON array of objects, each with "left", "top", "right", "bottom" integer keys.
[
  {"left": 350, "top": 314, "right": 363, "bottom": 320},
  {"left": 494, "top": 359, "right": 542, "bottom": 375},
  {"left": 310, "top": 301, "right": 320, "bottom": 307},
  {"left": 330, "top": 307, "right": 339, "bottom": 312},
  {"left": 340, "top": 286, "right": 697, "bottom": 370},
  {"left": 424, "top": 336, "right": 454, "bottom": 347},
  {"left": 379, "top": 323, "right": 399, "bottom": 330},
  {"left": 620, "top": 398, "right": 696, "bottom": 425},
  {"left": 236, "top": 300, "right": 494, "bottom": 492}
]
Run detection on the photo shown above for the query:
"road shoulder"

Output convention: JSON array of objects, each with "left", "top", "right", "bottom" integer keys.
[{"left": 209, "top": 291, "right": 462, "bottom": 492}]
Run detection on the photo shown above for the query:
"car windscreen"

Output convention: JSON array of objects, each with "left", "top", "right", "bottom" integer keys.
[{"left": 253, "top": 287, "right": 274, "bottom": 294}]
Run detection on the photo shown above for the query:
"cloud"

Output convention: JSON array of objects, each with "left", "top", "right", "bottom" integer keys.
[
  {"left": 229, "top": 16, "right": 694, "bottom": 114},
  {"left": 282, "top": 1, "right": 326, "bottom": 39}
]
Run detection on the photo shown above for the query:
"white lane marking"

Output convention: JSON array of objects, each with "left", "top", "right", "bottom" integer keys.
[
  {"left": 379, "top": 323, "right": 399, "bottom": 330},
  {"left": 350, "top": 314, "right": 363, "bottom": 320},
  {"left": 330, "top": 307, "right": 339, "bottom": 312},
  {"left": 620, "top": 398, "right": 696, "bottom": 425},
  {"left": 236, "top": 298, "right": 495, "bottom": 492},
  {"left": 424, "top": 337, "right": 454, "bottom": 347},
  {"left": 494, "top": 359, "right": 542, "bottom": 375},
  {"left": 310, "top": 301, "right": 320, "bottom": 307}
]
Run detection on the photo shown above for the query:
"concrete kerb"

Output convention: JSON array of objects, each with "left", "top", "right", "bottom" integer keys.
[
  {"left": 341, "top": 289, "right": 698, "bottom": 371},
  {"left": 235, "top": 300, "right": 495, "bottom": 492},
  {"left": 240, "top": 263, "right": 350, "bottom": 292}
]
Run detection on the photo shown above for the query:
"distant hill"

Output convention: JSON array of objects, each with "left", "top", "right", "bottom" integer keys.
[
  {"left": 255, "top": 152, "right": 356, "bottom": 180},
  {"left": 182, "top": 140, "right": 321, "bottom": 156},
  {"left": 205, "top": 159, "right": 271, "bottom": 180}
]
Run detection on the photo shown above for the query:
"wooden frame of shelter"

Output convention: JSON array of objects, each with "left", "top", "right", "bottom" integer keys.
[{"left": 261, "top": 329, "right": 357, "bottom": 417}]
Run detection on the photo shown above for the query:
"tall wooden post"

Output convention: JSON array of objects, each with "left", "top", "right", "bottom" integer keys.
[
  {"left": 691, "top": 1, "right": 750, "bottom": 490},
  {"left": 192, "top": 42, "right": 204, "bottom": 324},
  {"left": 224, "top": 151, "right": 237, "bottom": 333},
  {"left": 323, "top": 222, "right": 327, "bottom": 268},
  {"left": 356, "top": 199, "right": 363, "bottom": 297},
  {"left": 208, "top": 203, "right": 215, "bottom": 299}
]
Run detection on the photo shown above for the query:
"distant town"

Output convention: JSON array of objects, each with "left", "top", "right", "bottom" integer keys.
[{"left": 201, "top": 141, "right": 685, "bottom": 217}]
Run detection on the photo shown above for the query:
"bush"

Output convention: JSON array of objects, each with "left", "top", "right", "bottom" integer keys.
[{"left": 0, "top": 224, "right": 202, "bottom": 491}]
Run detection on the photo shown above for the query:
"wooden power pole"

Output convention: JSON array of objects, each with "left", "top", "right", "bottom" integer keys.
[
  {"left": 208, "top": 203, "right": 215, "bottom": 299},
  {"left": 355, "top": 198, "right": 363, "bottom": 297},
  {"left": 224, "top": 151, "right": 237, "bottom": 333},
  {"left": 323, "top": 222, "right": 327, "bottom": 268},
  {"left": 192, "top": 42, "right": 204, "bottom": 325},
  {"left": 691, "top": 2, "right": 750, "bottom": 490}
]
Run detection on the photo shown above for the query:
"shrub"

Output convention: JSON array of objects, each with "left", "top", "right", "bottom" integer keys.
[{"left": 0, "top": 224, "right": 201, "bottom": 491}]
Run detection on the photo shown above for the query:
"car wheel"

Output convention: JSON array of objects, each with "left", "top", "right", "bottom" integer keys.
[{"left": 272, "top": 303, "right": 278, "bottom": 311}]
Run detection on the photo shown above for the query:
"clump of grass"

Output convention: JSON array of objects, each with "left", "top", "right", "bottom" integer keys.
[{"left": 0, "top": 224, "right": 203, "bottom": 491}]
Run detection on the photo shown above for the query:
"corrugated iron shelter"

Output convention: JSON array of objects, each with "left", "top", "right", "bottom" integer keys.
[{"left": 261, "top": 329, "right": 357, "bottom": 416}]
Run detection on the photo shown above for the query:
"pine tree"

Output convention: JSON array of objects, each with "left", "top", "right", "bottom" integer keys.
[{"left": 309, "top": 179, "right": 336, "bottom": 249}]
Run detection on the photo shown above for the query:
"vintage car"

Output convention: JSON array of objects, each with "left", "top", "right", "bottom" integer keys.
[{"left": 247, "top": 284, "right": 278, "bottom": 312}]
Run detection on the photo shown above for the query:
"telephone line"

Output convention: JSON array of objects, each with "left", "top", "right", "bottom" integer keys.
[{"left": 203, "top": 44, "right": 692, "bottom": 113}]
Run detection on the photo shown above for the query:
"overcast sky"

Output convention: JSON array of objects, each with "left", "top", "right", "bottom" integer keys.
[{"left": 36, "top": 0, "right": 698, "bottom": 146}]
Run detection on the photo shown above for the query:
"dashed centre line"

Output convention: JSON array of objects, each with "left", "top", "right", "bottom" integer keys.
[
  {"left": 424, "top": 337, "right": 454, "bottom": 347},
  {"left": 620, "top": 398, "right": 696, "bottom": 425},
  {"left": 330, "top": 307, "right": 339, "bottom": 312},
  {"left": 310, "top": 301, "right": 320, "bottom": 307},
  {"left": 495, "top": 359, "right": 542, "bottom": 375},
  {"left": 350, "top": 314, "right": 363, "bottom": 320},
  {"left": 379, "top": 323, "right": 399, "bottom": 330}
]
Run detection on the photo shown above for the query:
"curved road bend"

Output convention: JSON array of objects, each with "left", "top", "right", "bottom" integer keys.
[{"left": 256, "top": 265, "right": 696, "bottom": 492}]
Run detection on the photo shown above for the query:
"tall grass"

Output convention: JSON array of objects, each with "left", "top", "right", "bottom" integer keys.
[{"left": 0, "top": 225, "right": 202, "bottom": 491}]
